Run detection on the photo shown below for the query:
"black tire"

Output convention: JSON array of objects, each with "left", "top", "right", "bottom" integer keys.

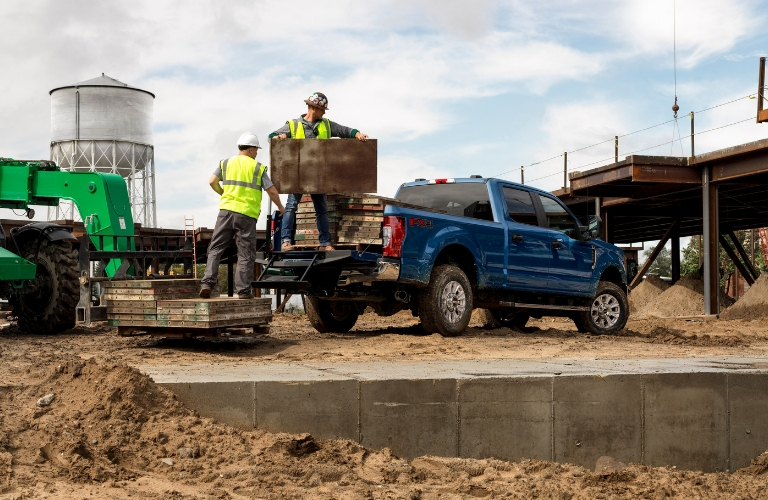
[
  {"left": 576, "top": 281, "right": 629, "bottom": 335},
  {"left": 305, "top": 297, "right": 359, "bottom": 333},
  {"left": 490, "top": 310, "right": 530, "bottom": 329},
  {"left": 418, "top": 265, "right": 473, "bottom": 337},
  {"left": 10, "top": 239, "right": 79, "bottom": 334}
]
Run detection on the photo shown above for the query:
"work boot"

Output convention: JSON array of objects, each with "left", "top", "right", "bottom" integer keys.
[
  {"left": 238, "top": 291, "right": 254, "bottom": 300},
  {"left": 280, "top": 241, "right": 295, "bottom": 252},
  {"left": 199, "top": 286, "right": 212, "bottom": 298},
  {"left": 318, "top": 245, "right": 335, "bottom": 251}
]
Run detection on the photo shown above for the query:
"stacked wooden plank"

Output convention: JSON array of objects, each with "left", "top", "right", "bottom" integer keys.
[
  {"left": 105, "top": 280, "right": 272, "bottom": 333},
  {"left": 293, "top": 194, "right": 384, "bottom": 248}
]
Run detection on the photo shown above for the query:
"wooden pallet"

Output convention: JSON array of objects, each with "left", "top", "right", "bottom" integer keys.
[{"left": 117, "top": 324, "right": 271, "bottom": 338}]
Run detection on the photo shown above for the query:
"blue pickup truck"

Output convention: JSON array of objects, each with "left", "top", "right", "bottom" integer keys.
[{"left": 256, "top": 177, "right": 629, "bottom": 336}]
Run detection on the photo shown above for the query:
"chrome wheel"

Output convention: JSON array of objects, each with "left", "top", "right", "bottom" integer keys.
[
  {"left": 590, "top": 293, "right": 620, "bottom": 329},
  {"left": 439, "top": 280, "right": 466, "bottom": 324}
]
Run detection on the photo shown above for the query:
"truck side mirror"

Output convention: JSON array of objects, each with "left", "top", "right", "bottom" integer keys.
[{"left": 587, "top": 215, "right": 603, "bottom": 240}]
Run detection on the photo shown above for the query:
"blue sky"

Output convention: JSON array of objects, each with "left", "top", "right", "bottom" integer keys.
[{"left": 0, "top": 0, "right": 766, "bottom": 233}]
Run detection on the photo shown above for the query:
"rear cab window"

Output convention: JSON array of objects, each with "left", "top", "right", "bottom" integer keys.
[
  {"left": 502, "top": 187, "right": 538, "bottom": 226},
  {"left": 396, "top": 183, "right": 495, "bottom": 222}
]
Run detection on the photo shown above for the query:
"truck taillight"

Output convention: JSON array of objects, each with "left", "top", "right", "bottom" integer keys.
[
  {"left": 428, "top": 178, "right": 455, "bottom": 184},
  {"left": 382, "top": 216, "right": 405, "bottom": 257}
]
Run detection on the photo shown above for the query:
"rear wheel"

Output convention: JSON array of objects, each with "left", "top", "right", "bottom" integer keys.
[
  {"left": 10, "top": 239, "right": 79, "bottom": 334},
  {"left": 305, "top": 297, "right": 360, "bottom": 333},
  {"left": 576, "top": 281, "right": 628, "bottom": 335},
  {"left": 418, "top": 265, "right": 473, "bottom": 337}
]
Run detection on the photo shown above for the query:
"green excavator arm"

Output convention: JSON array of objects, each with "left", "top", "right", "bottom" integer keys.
[{"left": 0, "top": 158, "right": 134, "bottom": 277}]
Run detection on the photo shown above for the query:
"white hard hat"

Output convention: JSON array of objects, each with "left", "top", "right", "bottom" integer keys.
[{"left": 237, "top": 132, "right": 261, "bottom": 149}]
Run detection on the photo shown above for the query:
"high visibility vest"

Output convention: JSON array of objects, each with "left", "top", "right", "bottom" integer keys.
[
  {"left": 288, "top": 118, "right": 331, "bottom": 139},
  {"left": 218, "top": 155, "right": 266, "bottom": 220}
]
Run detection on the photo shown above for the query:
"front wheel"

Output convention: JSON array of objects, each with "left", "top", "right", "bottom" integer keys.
[
  {"left": 418, "top": 265, "right": 473, "bottom": 337},
  {"left": 574, "top": 281, "right": 628, "bottom": 335},
  {"left": 10, "top": 239, "right": 79, "bottom": 334},
  {"left": 305, "top": 297, "right": 360, "bottom": 333}
]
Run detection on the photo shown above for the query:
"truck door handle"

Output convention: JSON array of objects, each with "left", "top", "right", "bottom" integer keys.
[
  {"left": 551, "top": 239, "right": 562, "bottom": 249},
  {"left": 512, "top": 234, "right": 523, "bottom": 243}
]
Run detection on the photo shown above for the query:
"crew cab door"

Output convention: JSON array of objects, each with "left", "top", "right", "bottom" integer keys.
[
  {"left": 500, "top": 186, "right": 551, "bottom": 293},
  {"left": 534, "top": 194, "right": 593, "bottom": 295}
]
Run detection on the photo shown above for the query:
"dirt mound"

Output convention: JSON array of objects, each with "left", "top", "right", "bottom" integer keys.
[
  {"left": 636, "top": 276, "right": 734, "bottom": 318},
  {"left": 629, "top": 275, "right": 670, "bottom": 314},
  {"left": 722, "top": 273, "right": 768, "bottom": 320}
]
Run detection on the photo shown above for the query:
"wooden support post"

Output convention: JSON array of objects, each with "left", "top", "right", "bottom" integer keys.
[
  {"left": 614, "top": 136, "right": 618, "bottom": 163},
  {"left": 521, "top": 166, "right": 524, "bottom": 185},
  {"left": 720, "top": 234, "right": 755, "bottom": 287},
  {"left": 758, "top": 57, "right": 767, "bottom": 123},
  {"left": 702, "top": 165, "right": 719, "bottom": 315},
  {"left": 275, "top": 293, "right": 293, "bottom": 313},
  {"left": 629, "top": 216, "right": 681, "bottom": 289},
  {"left": 563, "top": 152, "right": 568, "bottom": 190}
]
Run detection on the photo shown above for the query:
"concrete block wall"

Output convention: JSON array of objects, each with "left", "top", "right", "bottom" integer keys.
[{"left": 162, "top": 372, "right": 768, "bottom": 472}]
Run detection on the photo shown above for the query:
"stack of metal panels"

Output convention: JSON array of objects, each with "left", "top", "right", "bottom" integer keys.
[
  {"left": 336, "top": 196, "right": 383, "bottom": 245},
  {"left": 156, "top": 298, "right": 272, "bottom": 328},
  {"left": 294, "top": 194, "right": 342, "bottom": 247},
  {"left": 105, "top": 279, "right": 200, "bottom": 326},
  {"left": 105, "top": 280, "right": 272, "bottom": 330}
]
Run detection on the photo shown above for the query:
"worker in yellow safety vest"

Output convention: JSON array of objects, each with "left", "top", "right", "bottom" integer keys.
[
  {"left": 269, "top": 92, "right": 368, "bottom": 251},
  {"left": 200, "top": 133, "right": 285, "bottom": 299}
]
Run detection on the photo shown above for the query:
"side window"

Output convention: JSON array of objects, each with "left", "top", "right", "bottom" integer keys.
[
  {"left": 503, "top": 187, "right": 538, "bottom": 226},
  {"left": 538, "top": 195, "right": 579, "bottom": 238}
]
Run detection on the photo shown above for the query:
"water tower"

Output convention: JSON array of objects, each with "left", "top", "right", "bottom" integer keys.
[{"left": 48, "top": 74, "right": 157, "bottom": 227}]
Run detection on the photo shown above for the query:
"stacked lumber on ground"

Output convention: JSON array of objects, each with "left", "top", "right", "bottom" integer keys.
[
  {"left": 104, "top": 280, "right": 272, "bottom": 335},
  {"left": 293, "top": 194, "right": 383, "bottom": 248}
]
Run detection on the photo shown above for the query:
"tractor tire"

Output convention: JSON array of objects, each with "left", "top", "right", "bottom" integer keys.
[
  {"left": 418, "top": 265, "right": 473, "bottom": 337},
  {"left": 575, "top": 281, "right": 629, "bottom": 335},
  {"left": 490, "top": 309, "right": 530, "bottom": 329},
  {"left": 10, "top": 239, "right": 79, "bottom": 334},
  {"left": 305, "top": 296, "right": 360, "bottom": 333}
]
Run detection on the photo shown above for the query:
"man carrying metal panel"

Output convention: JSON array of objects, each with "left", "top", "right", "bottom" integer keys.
[
  {"left": 269, "top": 92, "right": 368, "bottom": 251},
  {"left": 200, "top": 133, "right": 285, "bottom": 299}
]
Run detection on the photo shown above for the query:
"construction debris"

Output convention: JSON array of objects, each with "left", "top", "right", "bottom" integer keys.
[{"left": 635, "top": 276, "right": 734, "bottom": 318}]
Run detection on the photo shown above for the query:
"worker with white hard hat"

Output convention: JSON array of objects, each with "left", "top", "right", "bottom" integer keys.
[
  {"left": 199, "top": 132, "right": 285, "bottom": 299},
  {"left": 269, "top": 92, "right": 368, "bottom": 251}
]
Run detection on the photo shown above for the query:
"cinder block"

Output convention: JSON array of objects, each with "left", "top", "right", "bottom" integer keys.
[
  {"left": 729, "top": 374, "right": 768, "bottom": 470},
  {"left": 644, "top": 373, "right": 728, "bottom": 472},
  {"left": 361, "top": 379, "right": 456, "bottom": 459},
  {"left": 459, "top": 377, "right": 552, "bottom": 461},
  {"left": 160, "top": 382, "right": 255, "bottom": 428},
  {"left": 554, "top": 375, "right": 642, "bottom": 468},
  {"left": 255, "top": 380, "right": 358, "bottom": 441},
  {"left": 270, "top": 138, "right": 377, "bottom": 193}
]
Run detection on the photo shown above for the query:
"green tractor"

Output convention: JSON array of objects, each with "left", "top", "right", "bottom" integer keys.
[{"left": 0, "top": 158, "right": 192, "bottom": 334}]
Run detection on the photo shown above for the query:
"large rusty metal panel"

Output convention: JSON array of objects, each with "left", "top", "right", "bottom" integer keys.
[{"left": 270, "top": 139, "right": 377, "bottom": 194}]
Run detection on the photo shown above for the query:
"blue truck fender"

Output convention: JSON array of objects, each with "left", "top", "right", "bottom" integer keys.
[
  {"left": 588, "top": 247, "right": 628, "bottom": 296},
  {"left": 400, "top": 223, "right": 485, "bottom": 286}
]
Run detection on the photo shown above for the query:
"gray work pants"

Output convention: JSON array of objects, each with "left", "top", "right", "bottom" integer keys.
[{"left": 201, "top": 210, "right": 258, "bottom": 295}]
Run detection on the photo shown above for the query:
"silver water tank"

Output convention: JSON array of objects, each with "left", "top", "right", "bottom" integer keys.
[{"left": 49, "top": 74, "right": 157, "bottom": 227}]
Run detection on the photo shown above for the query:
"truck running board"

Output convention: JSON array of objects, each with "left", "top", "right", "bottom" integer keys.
[{"left": 499, "top": 301, "right": 589, "bottom": 312}]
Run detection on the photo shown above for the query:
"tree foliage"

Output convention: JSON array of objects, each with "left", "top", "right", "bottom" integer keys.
[{"left": 642, "top": 245, "right": 672, "bottom": 277}]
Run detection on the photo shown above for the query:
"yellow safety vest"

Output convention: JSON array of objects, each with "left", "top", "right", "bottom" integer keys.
[
  {"left": 218, "top": 155, "right": 266, "bottom": 220},
  {"left": 288, "top": 118, "right": 331, "bottom": 139}
]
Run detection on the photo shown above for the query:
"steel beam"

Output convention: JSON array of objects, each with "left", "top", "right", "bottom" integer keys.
[
  {"left": 726, "top": 231, "right": 759, "bottom": 283},
  {"left": 719, "top": 234, "right": 755, "bottom": 287},
  {"left": 628, "top": 216, "right": 681, "bottom": 289},
  {"left": 702, "top": 166, "right": 719, "bottom": 315},
  {"left": 671, "top": 233, "right": 680, "bottom": 284}
]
